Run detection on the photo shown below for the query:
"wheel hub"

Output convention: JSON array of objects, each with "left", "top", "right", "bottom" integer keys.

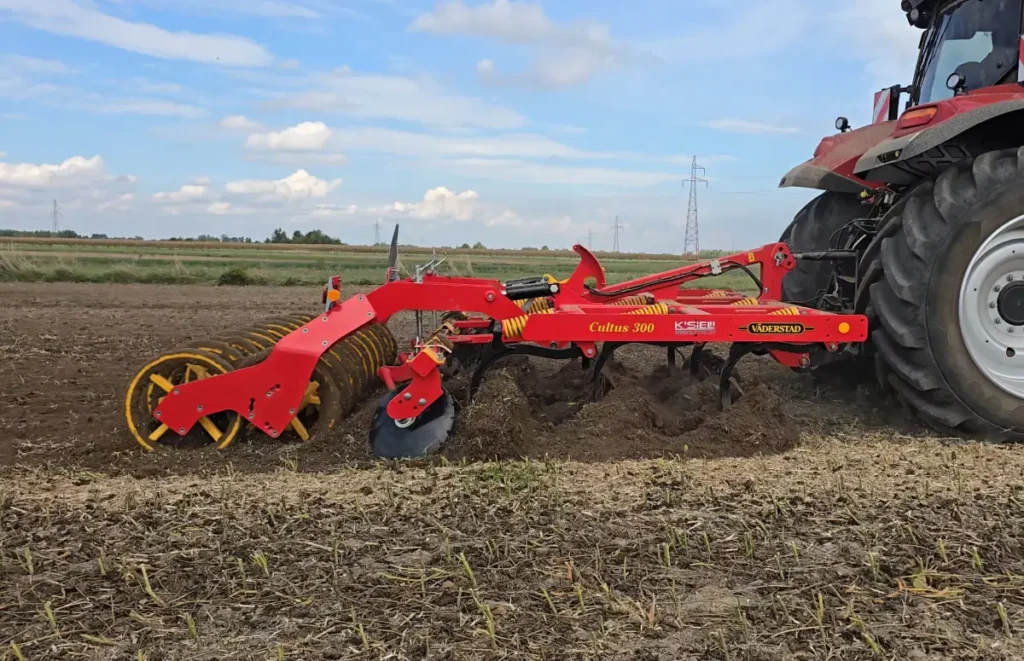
[
  {"left": 959, "top": 214, "right": 1024, "bottom": 399},
  {"left": 998, "top": 281, "right": 1024, "bottom": 326}
]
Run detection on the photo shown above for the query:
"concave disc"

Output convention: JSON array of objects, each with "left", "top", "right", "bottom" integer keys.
[{"left": 369, "top": 389, "right": 455, "bottom": 459}]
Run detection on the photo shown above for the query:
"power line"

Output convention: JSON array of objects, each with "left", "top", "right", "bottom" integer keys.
[
  {"left": 682, "top": 157, "right": 707, "bottom": 257},
  {"left": 50, "top": 199, "right": 61, "bottom": 234},
  {"left": 612, "top": 215, "right": 624, "bottom": 252}
]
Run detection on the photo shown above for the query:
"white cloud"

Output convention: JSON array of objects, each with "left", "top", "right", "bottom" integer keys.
[
  {"left": 645, "top": 0, "right": 807, "bottom": 63},
  {"left": 382, "top": 186, "right": 479, "bottom": 221},
  {"left": 411, "top": 0, "right": 612, "bottom": 51},
  {"left": 0, "top": 154, "right": 137, "bottom": 221},
  {"left": 207, "top": 201, "right": 233, "bottom": 214},
  {"left": 245, "top": 152, "right": 349, "bottom": 166},
  {"left": 0, "top": 199, "right": 17, "bottom": 209},
  {"left": 219, "top": 114, "right": 263, "bottom": 131},
  {"left": 0, "top": 154, "right": 104, "bottom": 187},
  {"left": 0, "top": 75, "right": 207, "bottom": 117},
  {"left": 369, "top": 186, "right": 528, "bottom": 227},
  {"left": 412, "top": 0, "right": 625, "bottom": 88},
  {"left": 134, "top": 80, "right": 184, "bottom": 95},
  {"left": 312, "top": 203, "right": 359, "bottom": 217},
  {"left": 82, "top": 96, "right": 207, "bottom": 118},
  {"left": 3, "top": 54, "right": 75, "bottom": 74},
  {"left": 702, "top": 119, "right": 800, "bottom": 135},
  {"left": 477, "top": 49, "right": 616, "bottom": 89},
  {"left": 835, "top": 0, "right": 918, "bottom": 87},
  {"left": 0, "top": 0, "right": 273, "bottom": 66},
  {"left": 476, "top": 58, "right": 495, "bottom": 76},
  {"left": 443, "top": 158, "right": 679, "bottom": 187},
  {"left": 333, "top": 125, "right": 692, "bottom": 164},
  {"left": 226, "top": 169, "right": 341, "bottom": 199},
  {"left": 246, "top": 121, "right": 333, "bottom": 151},
  {"left": 153, "top": 183, "right": 209, "bottom": 202},
  {"left": 240, "top": 123, "right": 697, "bottom": 187},
  {"left": 97, "top": 192, "right": 134, "bottom": 211},
  {"left": 282, "top": 69, "right": 526, "bottom": 129},
  {"left": 117, "top": 0, "right": 362, "bottom": 20},
  {"left": 138, "top": 0, "right": 319, "bottom": 19}
]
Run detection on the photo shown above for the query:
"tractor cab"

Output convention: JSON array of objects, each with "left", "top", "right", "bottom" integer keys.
[
  {"left": 872, "top": 0, "right": 1023, "bottom": 123},
  {"left": 907, "top": 0, "right": 1022, "bottom": 106}
]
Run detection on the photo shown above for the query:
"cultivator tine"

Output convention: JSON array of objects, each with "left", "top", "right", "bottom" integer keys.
[
  {"left": 719, "top": 344, "right": 751, "bottom": 409},
  {"left": 689, "top": 344, "right": 705, "bottom": 377}
]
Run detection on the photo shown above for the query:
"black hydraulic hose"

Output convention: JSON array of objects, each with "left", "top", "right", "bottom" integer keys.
[{"left": 585, "top": 260, "right": 764, "bottom": 298}]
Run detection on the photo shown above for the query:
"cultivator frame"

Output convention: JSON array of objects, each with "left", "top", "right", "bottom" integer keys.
[{"left": 131, "top": 236, "right": 867, "bottom": 456}]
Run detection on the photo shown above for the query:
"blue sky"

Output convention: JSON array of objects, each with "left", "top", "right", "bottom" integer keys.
[{"left": 0, "top": 0, "right": 918, "bottom": 251}]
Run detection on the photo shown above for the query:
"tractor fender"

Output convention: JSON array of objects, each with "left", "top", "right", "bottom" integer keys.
[
  {"left": 777, "top": 163, "right": 871, "bottom": 194},
  {"left": 779, "top": 121, "right": 895, "bottom": 194},
  {"left": 854, "top": 98, "right": 1024, "bottom": 185}
]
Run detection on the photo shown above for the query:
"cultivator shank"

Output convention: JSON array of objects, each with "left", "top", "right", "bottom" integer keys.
[{"left": 126, "top": 231, "right": 867, "bottom": 456}]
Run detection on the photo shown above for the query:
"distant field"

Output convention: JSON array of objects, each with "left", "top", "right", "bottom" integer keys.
[
  {"left": 0, "top": 239, "right": 756, "bottom": 292},
  {"left": 0, "top": 235, "right": 720, "bottom": 261}
]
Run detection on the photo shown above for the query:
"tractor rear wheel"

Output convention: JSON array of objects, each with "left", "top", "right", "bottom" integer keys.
[
  {"left": 869, "top": 148, "right": 1024, "bottom": 440},
  {"left": 779, "top": 191, "right": 865, "bottom": 305}
]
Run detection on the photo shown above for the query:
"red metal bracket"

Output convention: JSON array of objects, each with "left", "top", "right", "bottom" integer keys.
[{"left": 156, "top": 295, "right": 376, "bottom": 437}]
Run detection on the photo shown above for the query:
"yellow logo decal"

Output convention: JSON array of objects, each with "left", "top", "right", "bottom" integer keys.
[
  {"left": 589, "top": 321, "right": 656, "bottom": 334},
  {"left": 744, "top": 322, "right": 807, "bottom": 335}
]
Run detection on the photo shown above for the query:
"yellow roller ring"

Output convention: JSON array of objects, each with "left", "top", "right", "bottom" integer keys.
[
  {"left": 125, "top": 350, "right": 241, "bottom": 452},
  {"left": 333, "top": 338, "right": 370, "bottom": 398},
  {"left": 353, "top": 328, "right": 382, "bottom": 371},
  {"left": 342, "top": 333, "right": 376, "bottom": 390},
  {"left": 367, "top": 324, "right": 397, "bottom": 364}
]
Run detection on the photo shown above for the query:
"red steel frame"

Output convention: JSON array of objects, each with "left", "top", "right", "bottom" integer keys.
[{"left": 153, "top": 242, "right": 868, "bottom": 440}]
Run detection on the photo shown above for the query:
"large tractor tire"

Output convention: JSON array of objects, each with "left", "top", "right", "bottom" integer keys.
[
  {"left": 779, "top": 192, "right": 865, "bottom": 305},
  {"left": 869, "top": 147, "right": 1024, "bottom": 440}
]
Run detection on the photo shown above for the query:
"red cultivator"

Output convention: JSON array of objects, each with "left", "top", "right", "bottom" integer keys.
[{"left": 125, "top": 227, "right": 868, "bottom": 457}]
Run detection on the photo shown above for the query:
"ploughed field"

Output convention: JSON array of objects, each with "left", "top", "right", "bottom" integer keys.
[{"left": 2, "top": 282, "right": 1024, "bottom": 660}]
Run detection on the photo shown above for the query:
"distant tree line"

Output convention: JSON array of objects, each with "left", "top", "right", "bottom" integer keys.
[
  {"left": 0, "top": 229, "right": 89, "bottom": 239},
  {"left": 168, "top": 234, "right": 253, "bottom": 243},
  {"left": 265, "top": 228, "right": 343, "bottom": 245}
]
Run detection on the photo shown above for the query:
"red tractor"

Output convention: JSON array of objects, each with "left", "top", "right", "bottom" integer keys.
[{"left": 779, "top": 0, "right": 1024, "bottom": 440}]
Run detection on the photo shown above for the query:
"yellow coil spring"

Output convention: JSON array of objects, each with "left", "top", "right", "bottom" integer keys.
[
  {"left": 733, "top": 297, "right": 759, "bottom": 306},
  {"left": 612, "top": 293, "right": 655, "bottom": 306},
  {"left": 626, "top": 302, "right": 669, "bottom": 316},
  {"left": 501, "top": 308, "right": 552, "bottom": 339},
  {"left": 524, "top": 297, "right": 551, "bottom": 314},
  {"left": 769, "top": 306, "right": 801, "bottom": 316}
]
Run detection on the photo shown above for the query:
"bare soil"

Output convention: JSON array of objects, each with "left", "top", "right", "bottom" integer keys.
[{"left": 3, "top": 282, "right": 1020, "bottom": 660}]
